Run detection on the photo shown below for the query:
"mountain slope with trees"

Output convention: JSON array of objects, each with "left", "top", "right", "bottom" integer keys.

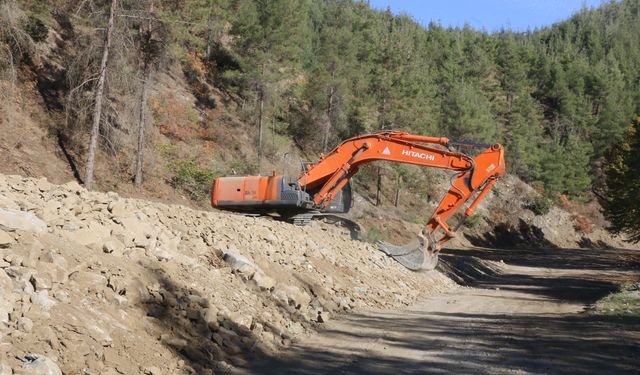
[{"left": 0, "top": 0, "right": 638, "bottom": 240}]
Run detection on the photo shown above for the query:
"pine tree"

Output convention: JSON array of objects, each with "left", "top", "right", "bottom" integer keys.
[{"left": 602, "top": 119, "right": 640, "bottom": 242}]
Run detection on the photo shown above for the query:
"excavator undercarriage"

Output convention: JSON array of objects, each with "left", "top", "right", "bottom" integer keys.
[{"left": 211, "top": 131, "right": 505, "bottom": 271}]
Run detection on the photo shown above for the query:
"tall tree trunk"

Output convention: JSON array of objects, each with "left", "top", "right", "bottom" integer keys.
[
  {"left": 375, "top": 96, "right": 387, "bottom": 206},
  {"left": 322, "top": 86, "right": 335, "bottom": 153},
  {"left": 375, "top": 169, "right": 382, "bottom": 206},
  {"left": 134, "top": 57, "right": 151, "bottom": 187},
  {"left": 5, "top": 48, "right": 15, "bottom": 129},
  {"left": 205, "top": 5, "right": 214, "bottom": 60},
  {"left": 85, "top": 0, "right": 117, "bottom": 190},
  {"left": 394, "top": 175, "right": 402, "bottom": 207},
  {"left": 257, "top": 88, "right": 264, "bottom": 158},
  {"left": 134, "top": 8, "right": 153, "bottom": 187}
]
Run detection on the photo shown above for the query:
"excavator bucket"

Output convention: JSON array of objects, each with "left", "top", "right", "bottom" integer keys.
[{"left": 377, "top": 238, "right": 439, "bottom": 271}]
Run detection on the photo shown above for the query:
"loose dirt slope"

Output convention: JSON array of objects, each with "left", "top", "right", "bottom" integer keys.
[
  {"left": 0, "top": 174, "right": 453, "bottom": 374},
  {"left": 235, "top": 246, "right": 640, "bottom": 374}
]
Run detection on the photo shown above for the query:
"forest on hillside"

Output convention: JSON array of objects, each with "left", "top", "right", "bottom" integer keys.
[{"left": 0, "top": 0, "right": 639, "bottom": 239}]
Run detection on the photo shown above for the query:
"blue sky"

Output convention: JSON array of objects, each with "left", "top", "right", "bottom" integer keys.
[{"left": 368, "top": 0, "right": 611, "bottom": 32}]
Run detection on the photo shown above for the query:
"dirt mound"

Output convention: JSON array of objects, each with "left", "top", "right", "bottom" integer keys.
[{"left": 0, "top": 174, "right": 453, "bottom": 374}]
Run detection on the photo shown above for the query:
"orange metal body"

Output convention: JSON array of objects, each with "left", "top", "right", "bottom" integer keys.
[
  {"left": 212, "top": 130, "right": 505, "bottom": 251},
  {"left": 211, "top": 175, "right": 280, "bottom": 207}
]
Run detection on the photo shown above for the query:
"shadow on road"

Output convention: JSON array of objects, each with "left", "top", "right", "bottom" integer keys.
[
  {"left": 233, "top": 245, "right": 640, "bottom": 374},
  {"left": 246, "top": 310, "right": 640, "bottom": 375}
]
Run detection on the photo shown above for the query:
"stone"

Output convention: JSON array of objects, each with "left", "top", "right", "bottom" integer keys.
[
  {"left": 272, "top": 284, "right": 311, "bottom": 309},
  {"left": 151, "top": 249, "right": 173, "bottom": 262},
  {"left": 69, "top": 271, "right": 107, "bottom": 288},
  {"left": 0, "top": 230, "right": 13, "bottom": 248},
  {"left": 4, "top": 266, "right": 35, "bottom": 283},
  {"left": 235, "top": 264, "right": 256, "bottom": 279},
  {"left": 0, "top": 343, "right": 12, "bottom": 355},
  {"left": 0, "top": 363, "right": 11, "bottom": 375},
  {"left": 66, "top": 223, "right": 110, "bottom": 246},
  {"left": 35, "top": 178, "right": 53, "bottom": 192},
  {"left": 0, "top": 270, "right": 15, "bottom": 325},
  {"left": 263, "top": 232, "right": 278, "bottom": 245},
  {"left": 19, "top": 354, "right": 62, "bottom": 375},
  {"left": 0, "top": 194, "right": 20, "bottom": 210},
  {"left": 40, "top": 252, "right": 68, "bottom": 269},
  {"left": 17, "top": 317, "right": 34, "bottom": 332},
  {"left": 223, "top": 343, "right": 242, "bottom": 356},
  {"left": 30, "top": 274, "right": 52, "bottom": 291},
  {"left": 52, "top": 290, "right": 70, "bottom": 303},
  {"left": 229, "top": 312, "right": 253, "bottom": 332},
  {"left": 35, "top": 262, "right": 67, "bottom": 285},
  {"left": 31, "top": 291, "right": 57, "bottom": 311},
  {"left": 203, "top": 308, "right": 220, "bottom": 331},
  {"left": 102, "top": 238, "right": 124, "bottom": 254},
  {"left": 63, "top": 180, "right": 83, "bottom": 193},
  {"left": 252, "top": 271, "right": 275, "bottom": 291},
  {"left": 0, "top": 208, "right": 47, "bottom": 233},
  {"left": 124, "top": 278, "right": 151, "bottom": 305},
  {"left": 160, "top": 334, "right": 187, "bottom": 350},
  {"left": 317, "top": 311, "right": 330, "bottom": 323},
  {"left": 107, "top": 200, "right": 127, "bottom": 217},
  {"left": 222, "top": 251, "right": 256, "bottom": 271},
  {"left": 41, "top": 200, "right": 61, "bottom": 222},
  {"left": 144, "top": 366, "right": 162, "bottom": 375}
]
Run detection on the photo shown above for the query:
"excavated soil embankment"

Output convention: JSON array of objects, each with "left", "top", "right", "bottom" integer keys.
[{"left": 0, "top": 174, "right": 454, "bottom": 374}]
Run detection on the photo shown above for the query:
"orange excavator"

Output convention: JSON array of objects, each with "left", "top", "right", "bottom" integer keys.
[{"left": 211, "top": 131, "right": 505, "bottom": 271}]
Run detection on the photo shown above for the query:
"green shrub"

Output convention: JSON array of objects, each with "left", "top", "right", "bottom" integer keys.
[
  {"left": 526, "top": 195, "right": 553, "bottom": 216},
  {"left": 464, "top": 214, "right": 485, "bottom": 229},
  {"left": 22, "top": 16, "right": 47, "bottom": 43},
  {"left": 362, "top": 225, "right": 382, "bottom": 243},
  {"left": 168, "top": 159, "right": 217, "bottom": 202},
  {"left": 227, "top": 159, "right": 258, "bottom": 175}
]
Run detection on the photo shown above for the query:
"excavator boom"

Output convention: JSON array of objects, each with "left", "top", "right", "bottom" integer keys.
[{"left": 212, "top": 131, "right": 505, "bottom": 271}]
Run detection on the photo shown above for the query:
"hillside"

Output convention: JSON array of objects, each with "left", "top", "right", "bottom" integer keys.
[
  {"left": 1, "top": 0, "right": 639, "bottom": 244},
  {"left": 1, "top": 1, "right": 640, "bottom": 373}
]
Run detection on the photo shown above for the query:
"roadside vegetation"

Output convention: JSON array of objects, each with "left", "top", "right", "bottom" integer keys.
[{"left": 593, "top": 282, "right": 640, "bottom": 316}]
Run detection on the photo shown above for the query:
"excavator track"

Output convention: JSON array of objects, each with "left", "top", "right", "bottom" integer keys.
[
  {"left": 287, "top": 212, "right": 362, "bottom": 240},
  {"left": 291, "top": 213, "right": 313, "bottom": 226}
]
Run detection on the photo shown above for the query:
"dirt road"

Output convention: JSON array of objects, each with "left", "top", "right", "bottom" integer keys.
[{"left": 235, "top": 246, "right": 640, "bottom": 374}]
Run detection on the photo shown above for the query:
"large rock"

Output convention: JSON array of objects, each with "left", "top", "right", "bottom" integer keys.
[
  {"left": 0, "top": 229, "right": 13, "bottom": 248},
  {"left": 0, "top": 193, "right": 19, "bottom": 210},
  {"left": 65, "top": 222, "right": 111, "bottom": 246},
  {"left": 272, "top": 284, "right": 311, "bottom": 309},
  {"left": 19, "top": 354, "right": 62, "bottom": 375},
  {"left": 252, "top": 271, "right": 275, "bottom": 291},
  {"left": 0, "top": 208, "right": 47, "bottom": 233},
  {"left": 0, "top": 270, "right": 15, "bottom": 325},
  {"left": 0, "top": 363, "right": 11, "bottom": 375},
  {"left": 223, "top": 250, "right": 256, "bottom": 271},
  {"left": 17, "top": 316, "right": 34, "bottom": 332},
  {"left": 102, "top": 237, "right": 125, "bottom": 254}
]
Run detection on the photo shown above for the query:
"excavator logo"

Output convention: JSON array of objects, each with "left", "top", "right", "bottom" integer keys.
[{"left": 402, "top": 149, "right": 435, "bottom": 161}]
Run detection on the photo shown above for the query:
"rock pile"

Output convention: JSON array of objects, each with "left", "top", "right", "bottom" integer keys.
[{"left": 0, "top": 174, "right": 453, "bottom": 374}]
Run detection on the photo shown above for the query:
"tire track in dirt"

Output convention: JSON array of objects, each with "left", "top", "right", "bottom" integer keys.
[{"left": 234, "top": 246, "right": 640, "bottom": 374}]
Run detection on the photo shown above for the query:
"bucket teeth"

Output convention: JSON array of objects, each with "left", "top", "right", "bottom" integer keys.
[{"left": 377, "top": 238, "right": 438, "bottom": 271}]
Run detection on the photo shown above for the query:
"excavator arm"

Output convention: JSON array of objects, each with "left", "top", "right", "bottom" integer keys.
[
  {"left": 296, "top": 131, "right": 505, "bottom": 269},
  {"left": 212, "top": 131, "right": 505, "bottom": 271}
]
